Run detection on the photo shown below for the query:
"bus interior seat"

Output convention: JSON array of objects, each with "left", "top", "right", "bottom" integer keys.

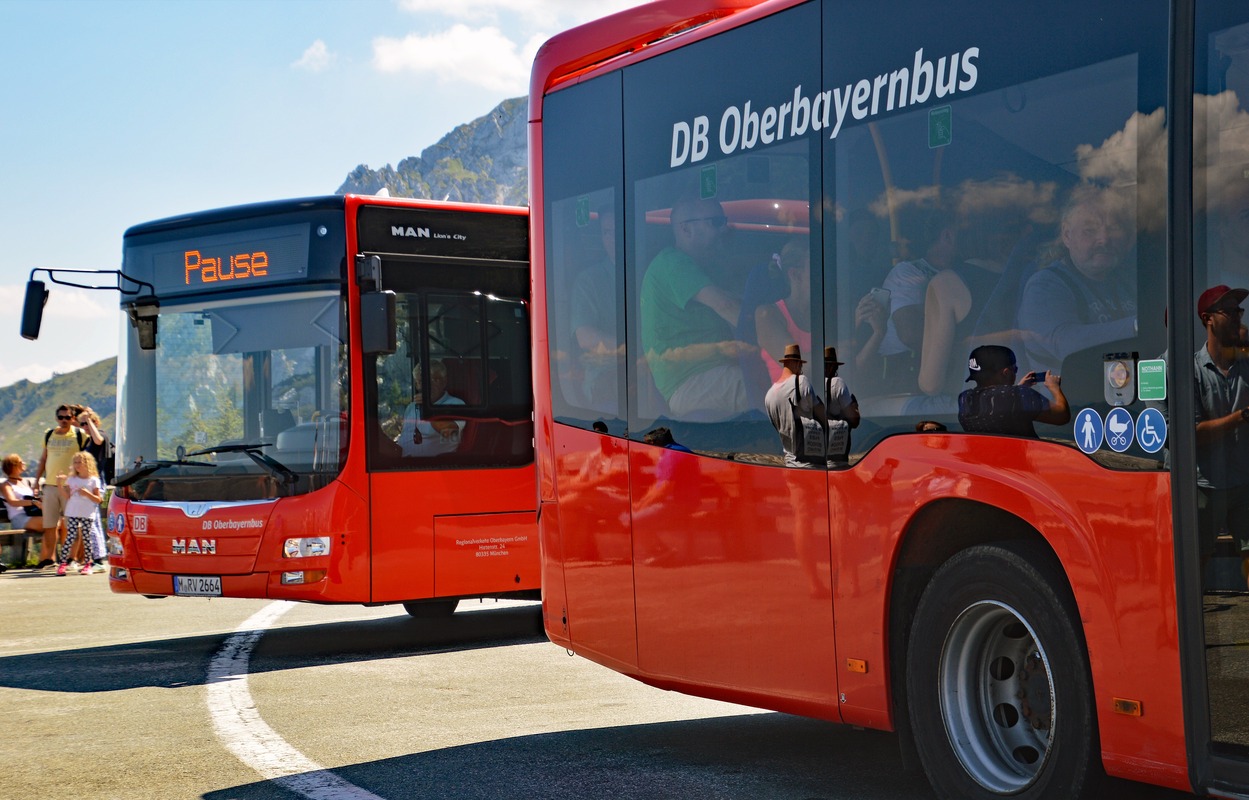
[{"left": 261, "top": 408, "right": 295, "bottom": 438}]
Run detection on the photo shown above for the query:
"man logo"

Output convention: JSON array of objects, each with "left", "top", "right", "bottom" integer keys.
[
  {"left": 171, "top": 539, "right": 217, "bottom": 555},
  {"left": 391, "top": 226, "right": 430, "bottom": 238}
]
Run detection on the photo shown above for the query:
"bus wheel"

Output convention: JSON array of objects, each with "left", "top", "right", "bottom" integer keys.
[
  {"left": 403, "top": 599, "right": 458, "bottom": 619},
  {"left": 906, "top": 541, "right": 1100, "bottom": 800}
]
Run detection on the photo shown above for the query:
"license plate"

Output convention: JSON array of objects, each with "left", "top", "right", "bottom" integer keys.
[{"left": 174, "top": 575, "right": 222, "bottom": 597}]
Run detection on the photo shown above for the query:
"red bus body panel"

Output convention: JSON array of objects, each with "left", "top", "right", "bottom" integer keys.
[{"left": 540, "top": 428, "right": 1187, "bottom": 788}]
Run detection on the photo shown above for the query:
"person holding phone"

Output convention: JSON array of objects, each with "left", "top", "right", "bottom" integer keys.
[{"left": 957, "top": 344, "right": 1070, "bottom": 437}]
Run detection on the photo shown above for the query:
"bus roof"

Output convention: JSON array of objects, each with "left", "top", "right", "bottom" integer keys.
[
  {"left": 124, "top": 194, "right": 526, "bottom": 238},
  {"left": 529, "top": 0, "right": 794, "bottom": 112}
]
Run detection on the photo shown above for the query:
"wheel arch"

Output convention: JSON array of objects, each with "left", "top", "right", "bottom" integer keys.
[{"left": 885, "top": 498, "right": 1090, "bottom": 773}]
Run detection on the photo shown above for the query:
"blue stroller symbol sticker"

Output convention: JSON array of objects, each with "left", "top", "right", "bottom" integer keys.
[{"left": 1105, "top": 407, "right": 1134, "bottom": 452}]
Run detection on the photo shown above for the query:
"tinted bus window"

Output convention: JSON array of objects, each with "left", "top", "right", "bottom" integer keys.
[
  {"left": 624, "top": 2, "right": 822, "bottom": 457},
  {"left": 543, "top": 74, "right": 626, "bottom": 435},
  {"left": 825, "top": 2, "right": 1168, "bottom": 460},
  {"left": 368, "top": 260, "right": 532, "bottom": 469}
]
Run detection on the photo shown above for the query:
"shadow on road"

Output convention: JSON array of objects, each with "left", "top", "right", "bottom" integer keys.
[
  {"left": 200, "top": 711, "right": 1200, "bottom": 800},
  {"left": 206, "top": 713, "right": 940, "bottom": 800},
  {"left": 0, "top": 605, "right": 544, "bottom": 694}
]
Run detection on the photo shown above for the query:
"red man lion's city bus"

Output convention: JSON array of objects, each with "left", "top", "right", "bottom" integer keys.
[
  {"left": 531, "top": 1, "right": 1249, "bottom": 797},
  {"left": 102, "top": 195, "right": 537, "bottom": 617}
]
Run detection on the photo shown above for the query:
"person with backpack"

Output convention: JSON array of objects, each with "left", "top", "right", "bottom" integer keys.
[{"left": 32, "top": 404, "right": 89, "bottom": 570}]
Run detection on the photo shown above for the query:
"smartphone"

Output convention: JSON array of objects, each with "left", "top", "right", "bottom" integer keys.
[
  {"left": 1032, "top": 371, "right": 1047, "bottom": 383},
  {"left": 868, "top": 287, "right": 891, "bottom": 306}
]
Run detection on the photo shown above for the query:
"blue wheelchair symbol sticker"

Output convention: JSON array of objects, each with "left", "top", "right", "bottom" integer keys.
[
  {"left": 1135, "top": 407, "right": 1166, "bottom": 454},
  {"left": 1105, "top": 407, "right": 1134, "bottom": 452},
  {"left": 1075, "top": 408, "right": 1103, "bottom": 454}
]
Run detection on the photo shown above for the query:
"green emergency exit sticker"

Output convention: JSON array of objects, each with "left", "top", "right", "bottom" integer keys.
[
  {"left": 700, "top": 165, "right": 718, "bottom": 198},
  {"left": 929, "top": 105, "right": 952, "bottom": 148},
  {"left": 1138, "top": 359, "right": 1166, "bottom": 401},
  {"left": 575, "top": 196, "right": 590, "bottom": 227}
]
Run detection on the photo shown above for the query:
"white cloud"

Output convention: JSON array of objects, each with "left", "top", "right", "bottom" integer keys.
[
  {"left": 293, "top": 39, "right": 336, "bottom": 72},
  {"left": 373, "top": 24, "right": 536, "bottom": 93},
  {"left": 0, "top": 358, "right": 94, "bottom": 388},
  {"left": 377, "top": 2, "right": 649, "bottom": 92}
]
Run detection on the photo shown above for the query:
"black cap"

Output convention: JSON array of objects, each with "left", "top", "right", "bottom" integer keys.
[{"left": 965, "top": 345, "right": 1017, "bottom": 382}]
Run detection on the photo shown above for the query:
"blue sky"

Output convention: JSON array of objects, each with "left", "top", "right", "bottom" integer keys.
[{"left": 0, "top": 0, "right": 641, "bottom": 386}]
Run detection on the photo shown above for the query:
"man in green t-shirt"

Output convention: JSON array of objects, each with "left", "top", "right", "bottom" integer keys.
[{"left": 641, "top": 196, "right": 751, "bottom": 421}]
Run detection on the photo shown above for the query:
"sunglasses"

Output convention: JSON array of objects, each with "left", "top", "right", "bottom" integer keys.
[{"left": 57, "top": 414, "right": 73, "bottom": 420}]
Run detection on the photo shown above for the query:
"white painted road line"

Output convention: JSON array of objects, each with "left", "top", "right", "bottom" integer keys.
[{"left": 206, "top": 601, "right": 386, "bottom": 800}]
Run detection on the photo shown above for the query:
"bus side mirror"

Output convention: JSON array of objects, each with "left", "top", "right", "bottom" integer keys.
[
  {"left": 20, "top": 280, "right": 49, "bottom": 340},
  {"left": 127, "top": 298, "right": 160, "bottom": 350},
  {"left": 361, "top": 290, "right": 397, "bottom": 355}
]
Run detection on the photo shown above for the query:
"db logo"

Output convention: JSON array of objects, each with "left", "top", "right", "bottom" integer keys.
[{"left": 132, "top": 514, "right": 148, "bottom": 533}]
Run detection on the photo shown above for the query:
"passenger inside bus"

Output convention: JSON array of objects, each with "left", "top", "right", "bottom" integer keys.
[
  {"left": 910, "top": 205, "right": 1032, "bottom": 414},
  {"left": 868, "top": 204, "right": 962, "bottom": 396},
  {"left": 1017, "top": 185, "right": 1138, "bottom": 377},
  {"left": 640, "top": 195, "right": 755, "bottom": 421},
  {"left": 397, "top": 360, "right": 465, "bottom": 457},
  {"left": 570, "top": 204, "right": 620, "bottom": 413},
  {"left": 756, "top": 238, "right": 813, "bottom": 381}
]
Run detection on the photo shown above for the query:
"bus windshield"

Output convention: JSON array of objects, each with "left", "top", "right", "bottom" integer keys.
[{"left": 116, "top": 289, "right": 347, "bottom": 501}]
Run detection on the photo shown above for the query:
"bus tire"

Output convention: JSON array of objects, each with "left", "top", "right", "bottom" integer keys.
[
  {"left": 905, "top": 541, "right": 1101, "bottom": 800},
  {"left": 403, "top": 599, "right": 458, "bottom": 618}
]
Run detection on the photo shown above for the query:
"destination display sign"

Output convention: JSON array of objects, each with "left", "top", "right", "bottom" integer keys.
[{"left": 129, "top": 223, "right": 311, "bottom": 296}]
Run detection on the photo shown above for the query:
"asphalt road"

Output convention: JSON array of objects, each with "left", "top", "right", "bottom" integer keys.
[{"left": 0, "top": 567, "right": 1199, "bottom": 800}]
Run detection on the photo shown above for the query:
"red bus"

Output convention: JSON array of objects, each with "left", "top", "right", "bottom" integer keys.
[
  {"left": 531, "top": 1, "right": 1249, "bottom": 797},
  {"left": 38, "top": 195, "right": 537, "bottom": 616}
]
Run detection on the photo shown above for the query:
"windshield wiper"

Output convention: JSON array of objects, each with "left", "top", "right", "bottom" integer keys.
[
  {"left": 112, "top": 456, "right": 216, "bottom": 488},
  {"left": 186, "top": 443, "right": 298, "bottom": 486}
]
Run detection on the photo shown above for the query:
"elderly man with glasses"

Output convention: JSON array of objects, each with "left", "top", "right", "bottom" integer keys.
[{"left": 32, "top": 405, "right": 88, "bottom": 569}]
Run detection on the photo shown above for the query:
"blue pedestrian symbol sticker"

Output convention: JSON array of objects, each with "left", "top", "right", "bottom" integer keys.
[
  {"left": 1105, "top": 407, "right": 1134, "bottom": 452},
  {"left": 1135, "top": 407, "right": 1166, "bottom": 454},
  {"left": 1075, "top": 408, "right": 1103, "bottom": 454}
]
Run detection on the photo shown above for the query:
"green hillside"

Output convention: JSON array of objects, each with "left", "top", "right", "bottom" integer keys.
[{"left": 0, "top": 358, "right": 117, "bottom": 471}]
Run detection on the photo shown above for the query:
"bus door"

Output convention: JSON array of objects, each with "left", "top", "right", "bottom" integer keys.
[
  {"left": 1183, "top": 3, "right": 1249, "bottom": 790},
  {"left": 363, "top": 255, "right": 536, "bottom": 604}
]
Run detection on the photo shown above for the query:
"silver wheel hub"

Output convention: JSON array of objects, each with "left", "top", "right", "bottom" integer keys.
[{"left": 938, "top": 599, "right": 1055, "bottom": 793}]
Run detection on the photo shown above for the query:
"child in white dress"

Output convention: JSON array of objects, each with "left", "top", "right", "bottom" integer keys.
[{"left": 56, "top": 451, "right": 104, "bottom": 576}]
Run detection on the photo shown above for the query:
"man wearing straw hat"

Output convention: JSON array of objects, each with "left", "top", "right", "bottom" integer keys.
[
  {"left": 764, "top": 344, "right": 828, "bottom": 468},
  {"left": 824, "top": 346, "right": 861, "bottom": 464}
]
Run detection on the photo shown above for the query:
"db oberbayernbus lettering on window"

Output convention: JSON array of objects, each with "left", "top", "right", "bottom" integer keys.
[{"left": 184, "top": 249, "right": 269, "bottom": 285}]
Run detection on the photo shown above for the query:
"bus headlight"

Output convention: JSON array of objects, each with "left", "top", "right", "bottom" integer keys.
[
  {"left": 282, "top": 537, "right": 331, "bottom": 558},
  {"left": 107, "top": 536, "right": 124, "bottom": 556}
]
